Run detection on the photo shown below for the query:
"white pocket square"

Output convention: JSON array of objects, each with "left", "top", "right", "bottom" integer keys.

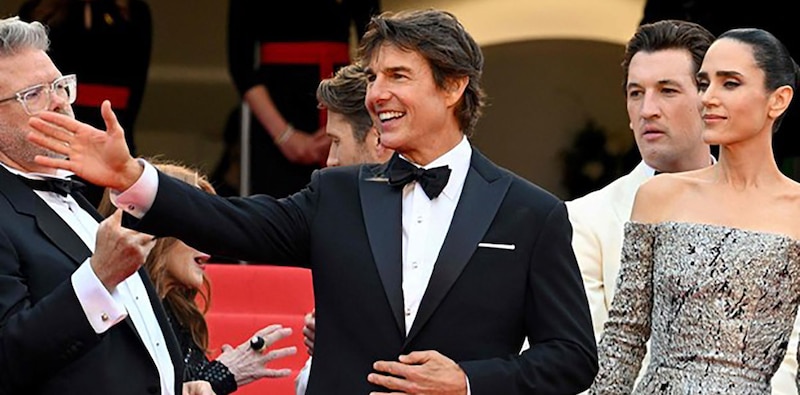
[{"left": 477, "top": 242, "right": 515, "bottom": 250}]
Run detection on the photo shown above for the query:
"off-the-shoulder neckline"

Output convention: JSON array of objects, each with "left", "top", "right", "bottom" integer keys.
[{"left": 627, "top": 220, "right": 800, "bottom": 244}]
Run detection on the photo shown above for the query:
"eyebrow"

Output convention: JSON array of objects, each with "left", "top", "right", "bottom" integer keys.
[
  {"left": 626, "top": 78, "right": 682, "bottom": 90},
  {"left": 697, "top": 70, "right": 743, "bottom": 79},
  {"left": 365, "top": 65, "right": 413, "bottom": 75}
]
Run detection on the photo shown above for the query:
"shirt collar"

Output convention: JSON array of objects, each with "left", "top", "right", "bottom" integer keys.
[
  {"left": 399, "top": 136, "right": 471, "bottom": 201},
  {"left": 0, "top": 162, "right": 74, "bottom": 181}
]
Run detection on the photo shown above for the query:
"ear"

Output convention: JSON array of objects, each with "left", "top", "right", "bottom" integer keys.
[
  {"left": 768, "top": 85, "right": 794, "bottom": 119},
  {"left": 443, "top": 76, "right": 469, "bottom": 108}
]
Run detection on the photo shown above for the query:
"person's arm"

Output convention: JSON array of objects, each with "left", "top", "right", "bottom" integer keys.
[
  {"left": 566, "top": 198, "right": 608, "bottom": 341},
  {"left": 587, "top": 222, "right": 655, "bottom": 394},
  {"left": 226, "top": 0, "right": 326, "bottom": 165},
  {"left": 0, "top": 210, "right": 154, "bottom": 392}
]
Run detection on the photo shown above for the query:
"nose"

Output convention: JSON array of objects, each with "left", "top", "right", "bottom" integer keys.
[
  {"left": 366, "top": 76, "right": 390, "bottom": 109},
  {"left": 48, "top": 87, "right": 70, "bottom": 113},
  {"left": 639, "top": 91, "right": 660, "bottom": 119},
  {"left": 700, "top": 85, "right": 717, "bottom": 108},
  {"left": 326, "top": 147, "right": 339, "bottom": 167}
]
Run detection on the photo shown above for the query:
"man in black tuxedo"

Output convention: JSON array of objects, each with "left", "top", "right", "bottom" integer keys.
[
  {"left": 0, "top": 17, "right": 213, "bottom": 395},
  {"left": 28, "top": 9, "right": 598, "bottom": 394}
]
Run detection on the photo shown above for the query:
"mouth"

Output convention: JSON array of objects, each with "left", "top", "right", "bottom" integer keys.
[
  {"left": 640, "top": 128, "right": 665, "bottom": 140},
  {"left": 377, "top": 111, "right": 405, "bottom": 125},
  {"left": 194, "top": 256, "right": 208, "bottom": 270},
  {"left": 703, "top": 114, "right": 726, "bottom": 122}
]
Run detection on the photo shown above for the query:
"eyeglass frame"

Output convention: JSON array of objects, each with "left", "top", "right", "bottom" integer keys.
[{"left": 0, "top": 74, "right": 77, "bottom": 115}]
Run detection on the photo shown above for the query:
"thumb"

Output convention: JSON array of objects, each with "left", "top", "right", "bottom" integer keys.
[
  {"left": 101, "top": 100, "right": 125, "bottom": 142},
  {"left": 109, "top": 208, "right": 124, "bottom": 226}
]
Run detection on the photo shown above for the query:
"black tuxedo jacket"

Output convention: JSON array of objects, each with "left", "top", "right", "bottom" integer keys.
[
  {"left": 134, "top": 148, "right": 598, "bottom": 394},
  {"left": 0, "top": 166, "right": 183, "bottom": 395}
]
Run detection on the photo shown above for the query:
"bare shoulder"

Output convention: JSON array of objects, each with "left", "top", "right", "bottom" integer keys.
[{"left": 630, "top": 170, "right": 704, "bottom": 223}]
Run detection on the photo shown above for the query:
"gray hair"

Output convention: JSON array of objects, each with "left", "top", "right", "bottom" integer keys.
[{"left": 0, "top": 17, "right": 49, "bottom": 56}]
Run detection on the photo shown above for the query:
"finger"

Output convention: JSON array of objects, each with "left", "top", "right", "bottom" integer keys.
[
  {"left": 254, "top": 324, "right": 284, "bottom": 338},
  {"left": 373, "top": 361, "right": 411, "bottom": 377},
  {"left": 367, "top": 373, "right": 410, "bottom": 392},
  {"left": 398, "top": 350, "right": 433, "bottom": 364},
  {"left": 27, "top": 127, "right": 71, "bottom": 156},
  {"left": 263, "top": 345, "right": 296, "bottom": 362},
  {"left": 262, "top": 327, "right": 292, "bottom": 346},
  {"left": 32, "top": 155, "right": 75, "bottom": 172},
  {"left": 101, "top": 100, "right": 125, "bottom": 140},
  {"left": 220, "top": 344, "right": 233, "bottom": 352},
  {"left": 260, "top": 368, "right": 293, "bottom": 378},
  {"left": 36, "top": 109, "right": 94, "bottom": 135},
  {"left": 28, "top": 117, "right": 74, "bottom": 146},
  {"left": 108, "top": 208, "right": 124, "bottom": 227},
  {"left": 303, "top": 325, "right": 315, "bottom": 341}
]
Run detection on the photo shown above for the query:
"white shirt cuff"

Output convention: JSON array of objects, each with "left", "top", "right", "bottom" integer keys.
[
  {"left": 71, "top": 260, "right": 128, "bottom": 333},
  {"left": 111, "top": 158, "right": 159, "bottom": 219}
]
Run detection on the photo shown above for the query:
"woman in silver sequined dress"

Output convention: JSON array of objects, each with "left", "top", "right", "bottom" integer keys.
[{"left": 590, "top": 28, "right": 800, "bottom": 394}]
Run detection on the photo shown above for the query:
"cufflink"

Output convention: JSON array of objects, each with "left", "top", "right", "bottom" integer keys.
[{"left": 101, "top": 313, "right": 109, "bottom": 322}]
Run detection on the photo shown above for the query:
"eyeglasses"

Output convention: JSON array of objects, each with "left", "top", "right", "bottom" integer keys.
[{"left": 0, "top": 74, "right": 77, "bottom": 115}]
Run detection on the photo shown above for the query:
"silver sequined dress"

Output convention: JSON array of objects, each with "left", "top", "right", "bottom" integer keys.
[{"left": 590, "top": 222, "right": 800, "bottom": 394}]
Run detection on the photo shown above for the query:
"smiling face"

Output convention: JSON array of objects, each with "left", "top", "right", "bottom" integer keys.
[
  {"left": 626, "top": 49, "right": 708, "bottom": 173},
  {"left": 0, "top": 48, "right": 72, "bottom": 173},
  {"left": 364, "top": 44, "right": 465, "bottom": 165},
  {"left": 697, "top": 38, "right": 775, "bottom": 145}
]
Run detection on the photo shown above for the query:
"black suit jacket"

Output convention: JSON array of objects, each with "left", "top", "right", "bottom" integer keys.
[
  {"left": 0, "top": 167, "right": 183, "bottom": 395},
  {"left": 134, "top": 147, "right": 598, "bottom": 394}
]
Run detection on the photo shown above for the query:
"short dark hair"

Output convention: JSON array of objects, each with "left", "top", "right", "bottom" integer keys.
[
  {"left": 317, "top": 63, "right": 373, "bottom": 142},
  {"left": 357, "top": 9, "right": 486, "bottom": 136},
  {"left": 621, "top": 20, "right": 715, "bottom": 93},
  {"left": 718, "top": 28, "right": 799, "bottom": 133}
]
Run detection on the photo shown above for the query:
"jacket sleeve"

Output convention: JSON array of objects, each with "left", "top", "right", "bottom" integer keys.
[{"left": 0, "top": 227, "right": 103, "bottom": 392}]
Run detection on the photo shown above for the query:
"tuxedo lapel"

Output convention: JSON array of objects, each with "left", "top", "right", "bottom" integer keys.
[
  {"left": 359, "top": 163, "right": 405, "bottom": 336},
  {"left": 404, "top": 149, "right": 511, "bottom": 345},
  {"left": 0, "top": 167, "right": 91, "bottom": 266}
]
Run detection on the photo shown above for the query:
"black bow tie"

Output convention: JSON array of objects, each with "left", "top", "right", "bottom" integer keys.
[
  {"left": 15, "top": 175, "right": 86, "bottom": 197},
  {"left": 386, "top": 154, "right": 451, "bottom": 199}
]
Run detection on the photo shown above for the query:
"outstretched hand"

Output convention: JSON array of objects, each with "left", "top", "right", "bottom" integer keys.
[
  {"left": 27, "top": 100, "right": 143, "bottom": 191},
  {"left": 215, "top": 324, "right": 297, "bottom": 388}
]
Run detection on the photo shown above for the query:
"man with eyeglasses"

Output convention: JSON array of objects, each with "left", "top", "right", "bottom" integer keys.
[{"left": 0, "top": 17, "right": 213, "bottom": 395}]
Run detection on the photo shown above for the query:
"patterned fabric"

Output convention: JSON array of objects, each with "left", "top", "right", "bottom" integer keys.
[
  {"left": 591, "top": 222, "right": 800, "bottom": 394},
  {"left": 164, "top": 304, "right": 237, "bottom": 395}
]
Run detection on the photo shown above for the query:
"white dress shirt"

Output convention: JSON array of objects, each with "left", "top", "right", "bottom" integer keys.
[
  {"left": 3, "top": 164, "right": 175, "bottom": 395},
  {"left": 400, "top": 137, "right": 471, "bottom": 333}
]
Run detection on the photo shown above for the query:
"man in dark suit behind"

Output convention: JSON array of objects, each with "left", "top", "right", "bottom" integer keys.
[
  {"left": 28, "top": 9, "right": 598, "bottom": 394},
  {"left": 0, "top": 17, "right": 213, "bottom": 395}
]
